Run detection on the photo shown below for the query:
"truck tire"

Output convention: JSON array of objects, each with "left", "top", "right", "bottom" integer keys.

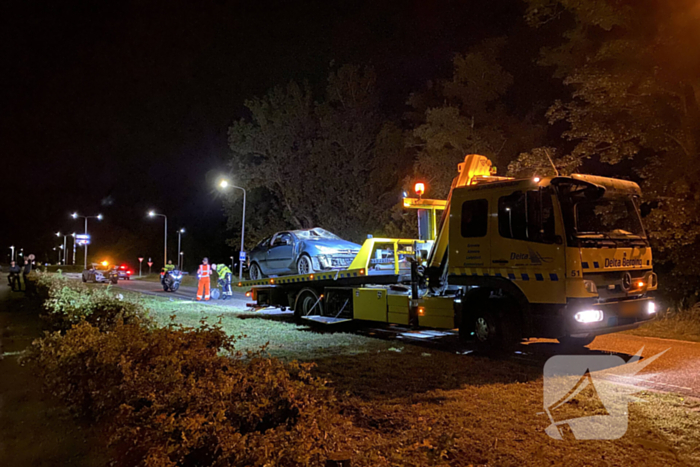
[
  {"left": 557, "top": 335, "right": 595, "bottom": 348},
  {"left": 467, "top": 299, "right": 520, "bottom": 355},
  {"left": 294, "top": 288, "right": 324, "bottom": 323},
  {"left": 297, "top": 255, "right": 315, "bottom": 275},
  {"left": 249, "top": 263, "right": 264, "bottom": 280}
]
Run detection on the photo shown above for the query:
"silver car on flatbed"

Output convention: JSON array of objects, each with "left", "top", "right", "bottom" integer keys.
[{"left": 248, "top": 228, "right": 361, "bottom": 279}]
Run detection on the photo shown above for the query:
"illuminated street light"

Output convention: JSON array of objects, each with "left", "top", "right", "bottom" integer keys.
[
  {"left": 177, "top": 228, "right": 185, "bottom": 270},
  {"left": 148, "top": 210, "right": 168, "bottom": 270},
  {"left": 71, "top": 213, "right": 103, "bottom": 268},
  {"left": 218, "top": 178, "right": 247, "bottom": 282},
  {"left": 56, "top": 232, "right": 70, "bottom": 265},
  {"left": 9, "top": 246, "right": 15, "bottom": 262}
]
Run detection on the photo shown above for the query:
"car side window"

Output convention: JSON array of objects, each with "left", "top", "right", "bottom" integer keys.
[
  {"left": 461, "top": 199, "right": 488, "bottom": 238},
  {"left": 272, "top": 233, "right": 292, "bottom": 246},
  {"left": 498, "top": 188, "right": 556, "bottom": 243}
]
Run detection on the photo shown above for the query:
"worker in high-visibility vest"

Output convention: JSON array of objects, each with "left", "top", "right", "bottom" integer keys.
[
  {"left": 196, "top": 257, "right": 211, "bottom": 301},
  {"left": 161, "top": 259, "right": 175, "bottom": 285},
  {"left": 214, "top": 263, "right": 233, "bottom": 300}
]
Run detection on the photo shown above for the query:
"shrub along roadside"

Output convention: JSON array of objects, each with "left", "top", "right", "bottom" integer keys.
[
  {"left": 34, "top": 272, "right": 152, "bottom": 331},
  {"left": 25, "top": 273, "right": 346, "bottom": 466}
]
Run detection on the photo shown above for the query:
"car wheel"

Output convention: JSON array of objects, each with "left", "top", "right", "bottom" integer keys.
[
  {"left": 249, "top": 263, "right": 264, "bottom": 280},
  {"left": 294, "top": 288, "right": 324, "bottom": 323},
  {"left": 557, "top": 335, "right": 595, "bottom": 348},
  {"left": 297, "top": 255, "right": 314, "bottom": 275}
]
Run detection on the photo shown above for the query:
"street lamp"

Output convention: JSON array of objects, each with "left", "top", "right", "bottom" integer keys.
[
  {"left": 71, "top": 212, "right": 103, "bottom": 269},
  {"left": 56, "top": 232, "right": 70, "bottom": 265},
  {"left": 71, "top": 233, "right": 77, "bottom": 265},
  {"left": 218, "top": 178, "right": 247, "bottom": 282},
  {"left": 148, "top": 210, "right": 168, "bottom": 270},
  {"left": 9, "top": 246, "right": 14, "bottom": 262},
  {"left": 177, "top": 228, "right": 185, "bottom": 270}
]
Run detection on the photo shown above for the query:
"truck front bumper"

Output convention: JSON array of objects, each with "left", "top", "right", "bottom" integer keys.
[{"left": 565, "top": 296, "right": 656, "bottom": 338}]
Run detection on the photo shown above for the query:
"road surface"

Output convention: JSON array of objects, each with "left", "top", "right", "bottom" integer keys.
[{"left": 114, "top": 278, "right": 251, "bottom": 309}]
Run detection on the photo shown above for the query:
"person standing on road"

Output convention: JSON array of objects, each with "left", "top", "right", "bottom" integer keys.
[
  {"left": 22, "top": 256, "right": 34, "bottom": 294},
  {"left": 7, "top": 261, "right": 21, "bottom": 292},
  {"left": 196, "top": 257, "right": 211, "bottom": 301},
  {"left": 214, "top": 263, "right": 233, "bottom": 300}
]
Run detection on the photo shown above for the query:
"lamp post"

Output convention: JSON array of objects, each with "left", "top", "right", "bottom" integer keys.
[
  {"left": 71, "top": 233, "right": 77, "bottom": 265},
  {"left": 177, "top": 228, "right": 185, "bottom": 270},
  {"left": 218, "top": 179, "right": 247, "bottom": 282},
  {"left": 9, "top": 246, "right": 15, "bottom": 262},
  {"left": 180, "top": 251, "right": 184, "bottom": 272},
  {"left": 230, "top": 256, "right": 234, "bottom": 272},
  {"left": 71, "top": 212, "right": 103, "bottom": 269},
  {"left": 148, "top": 211, "right": 168, "bottom": 270},
  {"left": 56, "top": 232, "right": 69, "bottom": 265}
]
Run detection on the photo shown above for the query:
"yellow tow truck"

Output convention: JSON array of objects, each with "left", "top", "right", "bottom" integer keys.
[{"left": 242, "top": 154, "right": 657, "bottom": 350}]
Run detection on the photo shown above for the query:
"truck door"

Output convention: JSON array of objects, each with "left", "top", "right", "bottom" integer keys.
[
  {"left": 490, "top": 186, "right": 566, "bottom": 304},
  {"left": 448, "top": 190, "right": 492, "bottom": 273},
  {"left": 266, "top": 232, "right": 295, "bottom": 274}
]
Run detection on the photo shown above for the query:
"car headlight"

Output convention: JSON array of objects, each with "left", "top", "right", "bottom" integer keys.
[
  {"left": 574, "top": 309, "right": 604, "bottom": 323},
  {"left": 315, "top": 245, "right": 338, "bottom": 254}
]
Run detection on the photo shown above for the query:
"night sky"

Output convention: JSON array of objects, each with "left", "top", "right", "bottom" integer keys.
[{"left": 1, "top": 0, "right": 538, "bottom": 270}]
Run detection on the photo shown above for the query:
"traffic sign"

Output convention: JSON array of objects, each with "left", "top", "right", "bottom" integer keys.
[
  {"left": 75, "top": 234, "right": 91, "bottom": 245},
  {"left": 148, "top": 262, "right": 153, "bottom": 267},
  {"left": 239, "top": 251, "right": 247, "bottom": 261},
  {"left": 138, "top": 257, "right": 144, "bottom": 263}
]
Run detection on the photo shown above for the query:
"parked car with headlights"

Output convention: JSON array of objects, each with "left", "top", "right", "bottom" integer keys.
[
  {"left": 248, "top": 228, "right": 361, "bottom": 279},
  {"left": 82, "top": 263, "right": 108, "bottom": 283}
]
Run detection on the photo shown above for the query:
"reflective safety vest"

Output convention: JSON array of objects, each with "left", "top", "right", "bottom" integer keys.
[
  {"left": 217, "top": 265, "right": 232, "bottom": 276},
  {"left": 198, "top": 264, "right": 211, "bottom": 278}
]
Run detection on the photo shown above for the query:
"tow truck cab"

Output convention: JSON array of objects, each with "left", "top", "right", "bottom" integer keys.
[{"left": 446, "top": 171, "right": 657, "bottom": 345}]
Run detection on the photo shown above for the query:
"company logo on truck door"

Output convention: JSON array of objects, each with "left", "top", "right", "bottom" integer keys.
[{"left": 510, "top": 247, "right": 553, "bottom": 265}]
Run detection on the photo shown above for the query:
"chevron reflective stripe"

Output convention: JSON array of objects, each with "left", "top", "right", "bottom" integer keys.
[{"left": 450, "top": 268, "right": 561, "bottom": 282}]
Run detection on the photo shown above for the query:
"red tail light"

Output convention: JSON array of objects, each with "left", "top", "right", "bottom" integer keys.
[{"left": 127, "top": 270, "right": 132, "bottom": 275}]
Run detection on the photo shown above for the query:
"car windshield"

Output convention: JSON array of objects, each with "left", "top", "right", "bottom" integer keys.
[
  {"left": 558, "top": 182, "right": 647, "bottom": 246},
  {"left": 292, "top": 228, "right": 341, "bottom": 240}
]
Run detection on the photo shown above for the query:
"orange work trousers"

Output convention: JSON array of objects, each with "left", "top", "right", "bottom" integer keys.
[{"left": 197, "top": 277, "right": 210, "bottom": 301}]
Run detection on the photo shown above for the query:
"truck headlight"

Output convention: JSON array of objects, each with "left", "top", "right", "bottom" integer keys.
[
  {"left": 648, "top": 301, "right": 656, "bottom": 314},
  {"left": 574, "top": 309, "right": 604, "bottom": 323}
]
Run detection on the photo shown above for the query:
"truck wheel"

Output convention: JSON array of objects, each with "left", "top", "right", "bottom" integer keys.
[
  {"left": 249, "top": 263, "right": 264, "bottom": 280},
  {"left": 294, "top": 288, "right": 324, "bottom": 323},
  {"left": 557, "top": 335, "right": 595, "bottom": 348},
  {"left": 297, "top": 255, "right": 314, "bottom": 275},
  {"left": 467, "top": 300, "right": 519, "bottom": 354}
]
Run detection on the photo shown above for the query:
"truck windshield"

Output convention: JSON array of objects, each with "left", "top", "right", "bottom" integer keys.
[{"left": 557, "top": 183, "right": 647, "bottom": 247}]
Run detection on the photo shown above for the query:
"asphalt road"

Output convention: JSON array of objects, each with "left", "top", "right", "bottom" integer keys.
[{"left": 113, "top": 278, "right": 251, "bottom": 309}]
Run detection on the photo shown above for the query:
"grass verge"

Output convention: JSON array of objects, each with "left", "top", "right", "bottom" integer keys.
[{"left": 624, "top": 305, "right": 700, "bottom": 342}]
